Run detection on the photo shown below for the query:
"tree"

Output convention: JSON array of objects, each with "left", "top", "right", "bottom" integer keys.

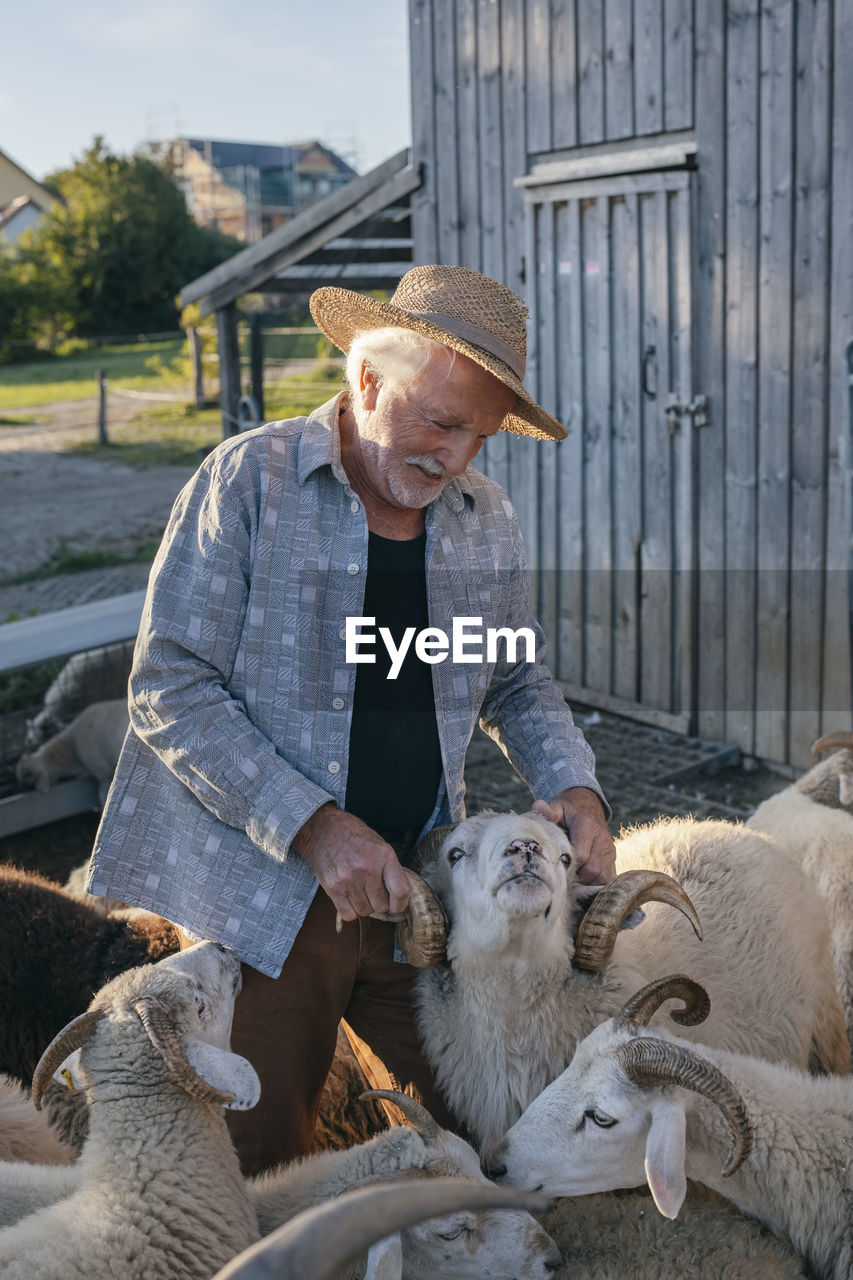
[{"left": 11, "top": 138, "right": 238, "bottom": 341}]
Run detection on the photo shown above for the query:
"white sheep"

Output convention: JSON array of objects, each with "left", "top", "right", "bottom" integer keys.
[
  {"left": 0, "top": 942, "right": 261, "bottom": 1278},
  {"left": 405, "top": 810, "right": 848, "bottom": 1152},
  {"left": 250, "top": 1088, "right": 560, "bottom": 1280},
  {"left": 212, "top": 1179, "right": 553, "bottom": 1280},
  {"left": 24, "top": 642, "right": 134, "bottom": 750},
  {"left": 748, "top": 731, "right": 853, "bottom": 1047},
  {"left": 488, "top": 975, "right": 853, "bottom": 1280},
  {"left": 16, "top": 699, "right": 129, "bottom": 803}
]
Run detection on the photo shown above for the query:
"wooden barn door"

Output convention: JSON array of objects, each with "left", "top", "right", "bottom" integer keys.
[{"left": 522, "top": 166, "right": 699, "bottom": 732}]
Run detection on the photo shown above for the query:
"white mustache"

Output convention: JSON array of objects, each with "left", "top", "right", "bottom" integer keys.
[{"left": 405, "top": 455, "right": 447, "bottom": 478}]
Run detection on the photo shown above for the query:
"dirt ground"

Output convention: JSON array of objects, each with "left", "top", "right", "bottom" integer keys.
[{"left": 0, "top": 407, "right": 791, "bottom": 884}]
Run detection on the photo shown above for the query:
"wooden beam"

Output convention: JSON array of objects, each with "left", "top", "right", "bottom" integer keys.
[
  {"left": 200, "top": 166, "right": 422, "bottom": 315},
  {"left": 180, "top": 149, "right": 412, "bottom": 308},
  {"left": 216, "top": 303, "right": 242, "bottom": 438},
  {"left": 0, "top": 778, "right": 100, "bottom": 839},
  {"left": 0, "top": 592, "right": 146, "bottom": 674}
]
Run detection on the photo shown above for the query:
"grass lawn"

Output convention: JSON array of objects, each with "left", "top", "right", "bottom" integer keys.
[{"left": 0, "top": 339, "right": 185, "bottom": 409}]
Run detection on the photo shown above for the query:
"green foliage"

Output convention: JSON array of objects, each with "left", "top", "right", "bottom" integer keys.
[{"left": 1, "top": 137, "right": 240, "bottom": 353}]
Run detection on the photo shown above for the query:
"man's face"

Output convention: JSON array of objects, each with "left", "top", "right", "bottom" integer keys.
[{"left": 350, "top": 348, "right": 516, "bottom": 510}]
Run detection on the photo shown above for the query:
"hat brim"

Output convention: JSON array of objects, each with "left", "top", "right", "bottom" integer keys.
[{"left": 309, "top": 286, "right": 567, "bottom": 443}]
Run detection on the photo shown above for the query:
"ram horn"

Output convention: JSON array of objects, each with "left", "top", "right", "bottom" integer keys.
[
  {"left": 32, "top": 1008, "right": 105, "bottom": 1110},
  {"left": 210, "top": 1178, "right": 552, "bottom": 1280},
  {"left": 616, "top": 1036, "right": 753, "bottom": 1177},
  {"left": 360, "top": 1088, "right": 444, "bottom": 1143},
  {"left": 395, "top": 868, "right": 449, "bottom": 968},
  {"left": 573, "top": 869, "right": 703, "bottom": 973},
  {"left": 133, "top": 997, "right": 236, "bottom": 1105},
  {"left": 811, "top": 732, "right": 853, "bottom": 756},
  {"left": 616, "top": 975, "right": 711, "bottom": 1029}
]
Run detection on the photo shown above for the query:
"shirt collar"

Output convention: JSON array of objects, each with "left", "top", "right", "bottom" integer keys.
[{"left": 295, "top": 391, "right": 477, "bottom": 513}]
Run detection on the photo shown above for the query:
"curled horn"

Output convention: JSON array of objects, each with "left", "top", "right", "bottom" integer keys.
[
  {"left": 616, "top": 1037, "right": 754, "bottom": 1177},
  {"left": 32, "top": 1008, "right": 105, "bottom": 1110},
  {"left": 133, "top": 997, "right": 236, "bottom": 1106},
  {"left": 413, "top": 823, "right": 458, "bottom": 867},
  {"left": 396, "top": 868, "right": 449, "bottom": 968},
  {"left": 811, "top": 732, "right": 853, "bottom": 756},
  {"left": 617, "top": 975, "right": 711, "bottom": 1029},
  {"left": 210, "top": 1178, "right": 552, "bottom": 1280},
  {"left": 573, "top": 869, "right": 703, "bottom": 973},
  {"left": 360, "top": 1088, "right": 443, "bottom": 1143}
]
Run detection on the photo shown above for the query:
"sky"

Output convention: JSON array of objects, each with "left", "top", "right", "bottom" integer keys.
[{"left": 2, "top": 0, "right": 411, "bottom": 182}]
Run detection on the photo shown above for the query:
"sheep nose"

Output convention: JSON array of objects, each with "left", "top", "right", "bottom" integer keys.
[
  {"left": 544, "top": 1255, "right": 561, "bottom": 1274},
  {"left": 505, "top": 838, "right": 541, "bottom": 859},
  {"left": 481, "top": 1143, "right": 507, "bottom": 1181}
]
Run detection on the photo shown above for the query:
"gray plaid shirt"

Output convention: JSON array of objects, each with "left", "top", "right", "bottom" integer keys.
[{"left": 89, "top": 395, "right": 603, "bottom": 976}]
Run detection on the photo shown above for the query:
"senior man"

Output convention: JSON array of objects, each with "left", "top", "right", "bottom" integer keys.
[{"left": 89, "top": 265, "right": 616, "bottom": 1174}]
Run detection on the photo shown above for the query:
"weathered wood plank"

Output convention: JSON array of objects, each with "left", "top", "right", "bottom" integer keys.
[
  {"left": 578, "top": 0, "right": 605, "bottom": 144},
  {"left": 551, "top": 0, "right": 578, "bottom": 150},
  {"left": 0, "top": 592, "right": 145, "bottom": 674},
  {"left": 722, "top": 0, "right": 760, "bottom": 755},
  {"left": 671, "top": 183, "right": 695, "bottom": 723},
  {"left": 535, "top": 201, "right": 560, "bottom": 662},
  {"left": 789, "top": 0, "right": 832, "bottom": 765},
  {"left": 409, "top": 0, "right": 439, "bottom": 263},
  {"left": 521, "top": 168, "right": 691, "bottom": 204},
  {"left": 633, "top": 0, "right": 663, "bottom": 135},
  {"left": 217, "top": 303, "right": 242, "bottom": 437},
  {"left": 823, "top": 0, "right": 853, "bottom": 735},
  {"left": 477, "top": 0, "right": 504, "bottom": 283},
  {"left": 0, "top": 778, "right": 101, "bottom": 840},
  {"left": 555, "top": 197, "right": 585, "bottom": 687},
  {"left": 581, "top": 195, "right": 612, "bottom": 693},
  {"left": 638, "top": 188, "right": 673, "bottom": 712},
  {"left": 433, "top": 0, "right": 461, "bottom": 264},
  {"left": 609, "top": 191, "right": 641, "bottom": 702},
  {"left": 501, "top": 0, "right": 528, "bottom": 298},
  {"left": 526, "top": 0, "right": 552, "bottom": 153},
  {"left": 456, "top": 0, "right": 481, "bottom": 269},
  {"left": 693, "top": 0, "right": 727, "bottom": 744},
  {"left": 518, "top": 139, "right": 697, "bottom": 187},
  {"left": 754, "top": 0, "right": 794, "bottom": 763},
  {"left": 181, "top": 149, "right": 411, "bottom": 307},
  {"left": 604, "top": 0, "right": 635, "bottom": 141},
  {"left": 663, "top": 0, "right": 693, "bottom": 131}
]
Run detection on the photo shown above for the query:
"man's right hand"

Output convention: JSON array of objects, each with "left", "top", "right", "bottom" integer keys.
[{"left": 293, "top": 803, "right": 411, "bottom": 923}]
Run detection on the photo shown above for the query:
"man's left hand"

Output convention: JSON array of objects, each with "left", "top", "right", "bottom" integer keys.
[{"left": 533, "top": 787, "right": 616, "bottom": 884}]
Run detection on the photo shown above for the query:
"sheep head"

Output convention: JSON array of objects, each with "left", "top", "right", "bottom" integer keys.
[
  {"left": 484, "top": 975, "right": 752, "bottom": 1219},
  {"left": 32, "top": 942, "right": 260, "bottom": 1112},
  {"left": 15, "top": 752, "right": 52, "bottom": 794},
  {"left": 796, "top": 733, "right": 853, "bottom": 811}
]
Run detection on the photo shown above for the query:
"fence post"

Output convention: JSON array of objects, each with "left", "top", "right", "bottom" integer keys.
[
  {"left": 96, "top": 370, "right": 109, "bottom": 445},
  {"left": 249, "top": 315, "right": 265, "bottom": 422},
  {"left": 188, "top": 327, "right": 205, "bottom": 409}
]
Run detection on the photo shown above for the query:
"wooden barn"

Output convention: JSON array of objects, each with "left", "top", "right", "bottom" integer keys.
[{"left": 409, "top": 0, "right": 852, "bottom": 770}]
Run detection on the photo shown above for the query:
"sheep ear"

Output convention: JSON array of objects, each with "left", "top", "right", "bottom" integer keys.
[
  {"left": 182, "top": 1036, "right": 261, "bottom": 1111},
  {"left": 364, "top": 1233, "right": 404, "bottom": 1280},
  {"left": 644, "top": 1099, "right": 687, "bottom": 1219},
  {"left": 52, "top": 1048, "right": 84, "bottom": 1092}
]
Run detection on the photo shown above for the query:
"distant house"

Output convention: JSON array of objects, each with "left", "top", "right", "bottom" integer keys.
[
  {"left": 0, "top": 148, "right": 56, "bottom": 248},
  {"left": 169, "top": 137, "right": 357, "bottom": 243}
]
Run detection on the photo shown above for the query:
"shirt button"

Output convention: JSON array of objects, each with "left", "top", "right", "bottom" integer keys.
[
  {"left": 350, "top": 500, "right": 360, "bottom": 513},
  {"left": 332, "top": 697, "right": 345, "bottom": 710},
  {"left": 338, "top": 627, "right": 346, "bottom": 640},
  {"left": 347, "top": 563, "right": 359, "bottom": 575},
  {"left": 328, "top": 761, "right": 341, "bottom": 774}
]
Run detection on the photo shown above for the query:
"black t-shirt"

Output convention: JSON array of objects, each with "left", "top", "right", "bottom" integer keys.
[{"left": 345, "top": 530, "right": 443, "bottom": 834}]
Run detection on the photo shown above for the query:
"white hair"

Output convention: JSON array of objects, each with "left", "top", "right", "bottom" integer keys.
[{"left": 345, "top": 326, "right": 456, "bottom": 397}]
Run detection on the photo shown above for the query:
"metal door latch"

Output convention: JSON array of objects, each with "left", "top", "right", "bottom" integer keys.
[{"left": 665, "top": 393, "right": 709, "bottom": 433}]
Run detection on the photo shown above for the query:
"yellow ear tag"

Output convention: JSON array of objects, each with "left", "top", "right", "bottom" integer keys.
[{"left": 59, "top": 1067, "right": 76, "bottom": 1092}]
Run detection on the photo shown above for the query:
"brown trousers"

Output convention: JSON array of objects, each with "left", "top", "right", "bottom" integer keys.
[{"left": 181, "top": 888, "right": 457, "bottom": 1176}]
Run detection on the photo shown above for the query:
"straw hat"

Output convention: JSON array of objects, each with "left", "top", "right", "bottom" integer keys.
[{"left": 309, "top": 264, "right": 566, "bottom": 442}]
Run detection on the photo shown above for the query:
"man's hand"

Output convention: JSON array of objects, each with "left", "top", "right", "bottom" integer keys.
[
  {"left": 533, "top": 787, "right": 616, "bottom": 885},
  {"left": 294, "top": 804, "right": 411, "bottom": 923}
]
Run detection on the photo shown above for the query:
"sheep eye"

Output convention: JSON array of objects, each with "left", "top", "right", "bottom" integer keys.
[
  {"left": 447, "top": 847, "right": 465, "bottom": 866},
  {"left": 585, "top": 1107, "right": 617, "bottom": 1129},
  {"left": 436, "top": 1225, "right": 472, "bottom": 1241},
  {"left": 560, "top": 853, "right": 572, "bottom": 868}
]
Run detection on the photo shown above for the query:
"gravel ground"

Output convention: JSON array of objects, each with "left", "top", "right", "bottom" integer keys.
[{"left": 0, "top": 404, "right": 791, "bottom": 882}]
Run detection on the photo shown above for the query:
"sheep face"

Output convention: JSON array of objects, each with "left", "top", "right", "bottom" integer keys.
[
  {"left": 401, "top": 1127, "right": 560, "bottom": 1279},
  {"left": 422, "top": 811, "right": 581, "bottom": 964},
  {"left": 43, "top": 942, "right": 260, "bottom": 1113},
  {"left": 15, "top": 753, "right": 51, "bottom": 794},
  {"left": 485, "top": 1020, "right": 687, "bottom": 1213}
]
